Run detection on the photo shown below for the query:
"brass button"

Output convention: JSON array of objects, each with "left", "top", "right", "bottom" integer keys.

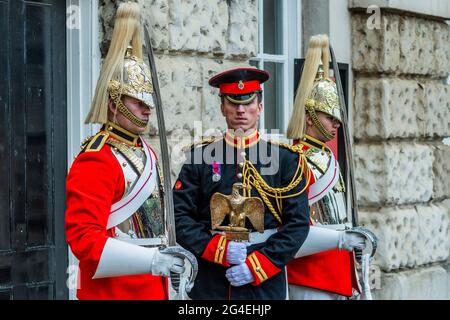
[{"left": 219, "top": 246, "right": 224, "bottom": 251}]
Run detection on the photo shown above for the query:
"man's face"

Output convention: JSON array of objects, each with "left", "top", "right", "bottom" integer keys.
[
  {"left": 221, "top": 96, "right": 262, "bottom": 133},
  {"left": 109, "top": 96, "right": 151, "bottom": 134},
  {"left": 306, "top": 111, "right": 341, "bottom": 142}
]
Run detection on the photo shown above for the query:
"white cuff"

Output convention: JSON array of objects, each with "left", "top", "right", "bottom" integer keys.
[
  {"left": 295, "top": 226, "right": 341, "bottom": 258},
  {"left": 93, "top": 238, "right": 158, "bottom": 279}
]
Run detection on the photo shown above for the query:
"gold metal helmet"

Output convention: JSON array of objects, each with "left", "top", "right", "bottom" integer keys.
[
  {"left": 305, "top": 65, "right": 341, "bottom": 123},
  {"left": 85, "top": 2, "right": 154, "bottom": 128},
  {"left": 107, "top": 47, "right": 155, "bottom": 127}
]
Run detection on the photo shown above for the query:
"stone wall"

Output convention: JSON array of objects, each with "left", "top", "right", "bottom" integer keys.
[
  {"left": 99, "top": 0, "right": 257, "bottom": 179},
  {"left": 350, "top": 4, "right": 450, "bottom": 299}
]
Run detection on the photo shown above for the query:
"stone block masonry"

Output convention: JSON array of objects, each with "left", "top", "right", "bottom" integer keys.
[{"left": 350, "top": 3, "right": 450, "bottom": 299}]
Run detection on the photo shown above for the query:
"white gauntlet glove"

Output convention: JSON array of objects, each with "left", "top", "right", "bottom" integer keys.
[
  {"left": 93, "top": 238, "right": 186, "bottom": 279},
  {"left": 338, "top": 231, "right": 366, "bottom": 252},
  {"left": 150, "top": 250, "right": 186, "bottom": 276},
  {"left": 295, "top": 226, "right": 367, "bottom": 258}
]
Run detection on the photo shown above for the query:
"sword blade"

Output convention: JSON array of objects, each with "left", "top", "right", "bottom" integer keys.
[
  {"left": 142, "top": 24, "right": 198, "bottom": 300},
  {"left": 143, "top": 25, "right": 177, "bottom": 246},
  {"left": 329, "top": 45, "right": 359, "bottom": 227}
]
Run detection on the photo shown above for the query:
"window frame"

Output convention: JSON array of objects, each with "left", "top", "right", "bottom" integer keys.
[
  {"left": 251, "top": 0, "right": 299, "bottom": 137},
  {"left": 66, "top": 0, "right": 101, "bottom": 300}
]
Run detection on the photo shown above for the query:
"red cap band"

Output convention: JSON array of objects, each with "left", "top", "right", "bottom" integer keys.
[{"left": 219, "top": 80, "right": 261, "bottom": 95}]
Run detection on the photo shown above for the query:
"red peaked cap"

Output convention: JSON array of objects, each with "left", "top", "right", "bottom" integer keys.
[{"left": 209, "top": 68, "right": 269, "bottom": 95}]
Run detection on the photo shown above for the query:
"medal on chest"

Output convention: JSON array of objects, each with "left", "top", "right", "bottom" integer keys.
[{"left": 212, "top": 161, "right": 221, "bottom": 182}]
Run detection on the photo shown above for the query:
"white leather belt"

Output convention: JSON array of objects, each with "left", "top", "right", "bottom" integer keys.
[
  {"left": 117, "top": 237, "right": 167, "bottom": 247},
  {"left": 211, "top": 228, "right": 278, "bottom": 244},
  {"left": 314, "top": 223, "right": 351, "bottom": 231}
]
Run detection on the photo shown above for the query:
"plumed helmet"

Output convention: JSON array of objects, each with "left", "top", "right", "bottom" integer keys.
[
  {"left": 85, "top": 2, "right": 154, "bottom": 127},
  {"left": 287, "top": 34, "right": 343, "bottom": 140}
]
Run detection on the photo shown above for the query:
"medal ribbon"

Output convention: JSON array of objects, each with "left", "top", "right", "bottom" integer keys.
[{"left": 212, "top": 161, "right": 220, "bottom": 181}]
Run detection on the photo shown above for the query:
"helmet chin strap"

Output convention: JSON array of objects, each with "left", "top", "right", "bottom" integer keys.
[
  {"left": 306, "top": 107, "right": 335, "bottom": 141},
  {"left": 109, "top": 87, "right": 148, "bottom": 128}
]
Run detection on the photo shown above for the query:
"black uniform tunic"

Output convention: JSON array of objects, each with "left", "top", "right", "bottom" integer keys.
[{"left": 173, "top": 135, "right": 310, "bottom": 300}]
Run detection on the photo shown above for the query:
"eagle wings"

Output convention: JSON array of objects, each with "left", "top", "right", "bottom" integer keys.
[{"left": 210, "top": 184, "right": 264, "bottom": 232}]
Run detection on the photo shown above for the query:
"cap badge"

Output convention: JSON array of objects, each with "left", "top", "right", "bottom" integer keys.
[{"left": 238, "top": 80, "right": 245, "bottom": 90}]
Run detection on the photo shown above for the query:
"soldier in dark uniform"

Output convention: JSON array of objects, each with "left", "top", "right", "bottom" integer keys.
[{"left": 173, "top": 68, "right": 311, "bottom": 300}]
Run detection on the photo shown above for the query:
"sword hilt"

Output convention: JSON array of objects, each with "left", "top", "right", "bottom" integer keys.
[{"left": 160, "top": 246, "right": 198, "bottom": 294}]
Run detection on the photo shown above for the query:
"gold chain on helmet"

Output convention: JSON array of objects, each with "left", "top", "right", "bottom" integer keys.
[
  {"left": 241, "top": 142, "right": 310, "bottom": 224},
  {"left": 305, "top": 101, "right": 335, "bottom": 141},
  {"left": 109, "top": 82, "right": 148, "bottom": 128}
]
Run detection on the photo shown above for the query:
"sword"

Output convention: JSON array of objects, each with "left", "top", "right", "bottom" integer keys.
[
  {"left": 329, "top": 45, "right": 377, "bottom": 300},
  {"left": 143, "top": 24, "right": 198, "bottom": 299},
  {"left": 328, "top": 45, "right": 358, "bottom": 228}
]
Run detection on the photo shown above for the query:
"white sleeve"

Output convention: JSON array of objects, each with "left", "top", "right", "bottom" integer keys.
[
  {"left": 92, "top": 238, "right": 158, "bottom": 279},
  {"left": 295, "top": 226, "right": 341, "bottom": 258}
]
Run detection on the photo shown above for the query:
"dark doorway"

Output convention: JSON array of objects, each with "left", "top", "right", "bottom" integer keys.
[{"left": 0, "top": 0, "right": 68, "bottom": 299}]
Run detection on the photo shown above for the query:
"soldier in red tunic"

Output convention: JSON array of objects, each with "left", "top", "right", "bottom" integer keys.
[
  {"left": 285, "top": 35, "right": 372, "bottom": 299},
  {"left": 65, "top": 2, "right": 185, "bottom": 300}
]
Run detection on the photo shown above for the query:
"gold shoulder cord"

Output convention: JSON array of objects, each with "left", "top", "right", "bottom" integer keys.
[
  {"left": 182, "top": 137, "right": 217, "bottom": 152},
  {"left": 242, "top": 141, "right": 311, "bottom": 224}
]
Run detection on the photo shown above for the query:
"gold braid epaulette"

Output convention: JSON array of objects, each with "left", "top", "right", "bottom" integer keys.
[
  {"left": 242, "top": 140, "right": 310, "bottom": 224},
  {"left": 268, "top": 140, "right": 304, "bottom": 154},
  {"left": 182, "top": 136, "right": 218, "bottom": 152},
  {"left": 80, "top": 132, "right": 110, "bottom": 153}
]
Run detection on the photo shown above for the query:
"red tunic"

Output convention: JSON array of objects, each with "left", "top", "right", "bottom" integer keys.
[
  {"left": 65, "top": 142, "right": 167, "bottom": 300},
  {"left": 286, "top": 143, "right": 359, "bottom": 297}
]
